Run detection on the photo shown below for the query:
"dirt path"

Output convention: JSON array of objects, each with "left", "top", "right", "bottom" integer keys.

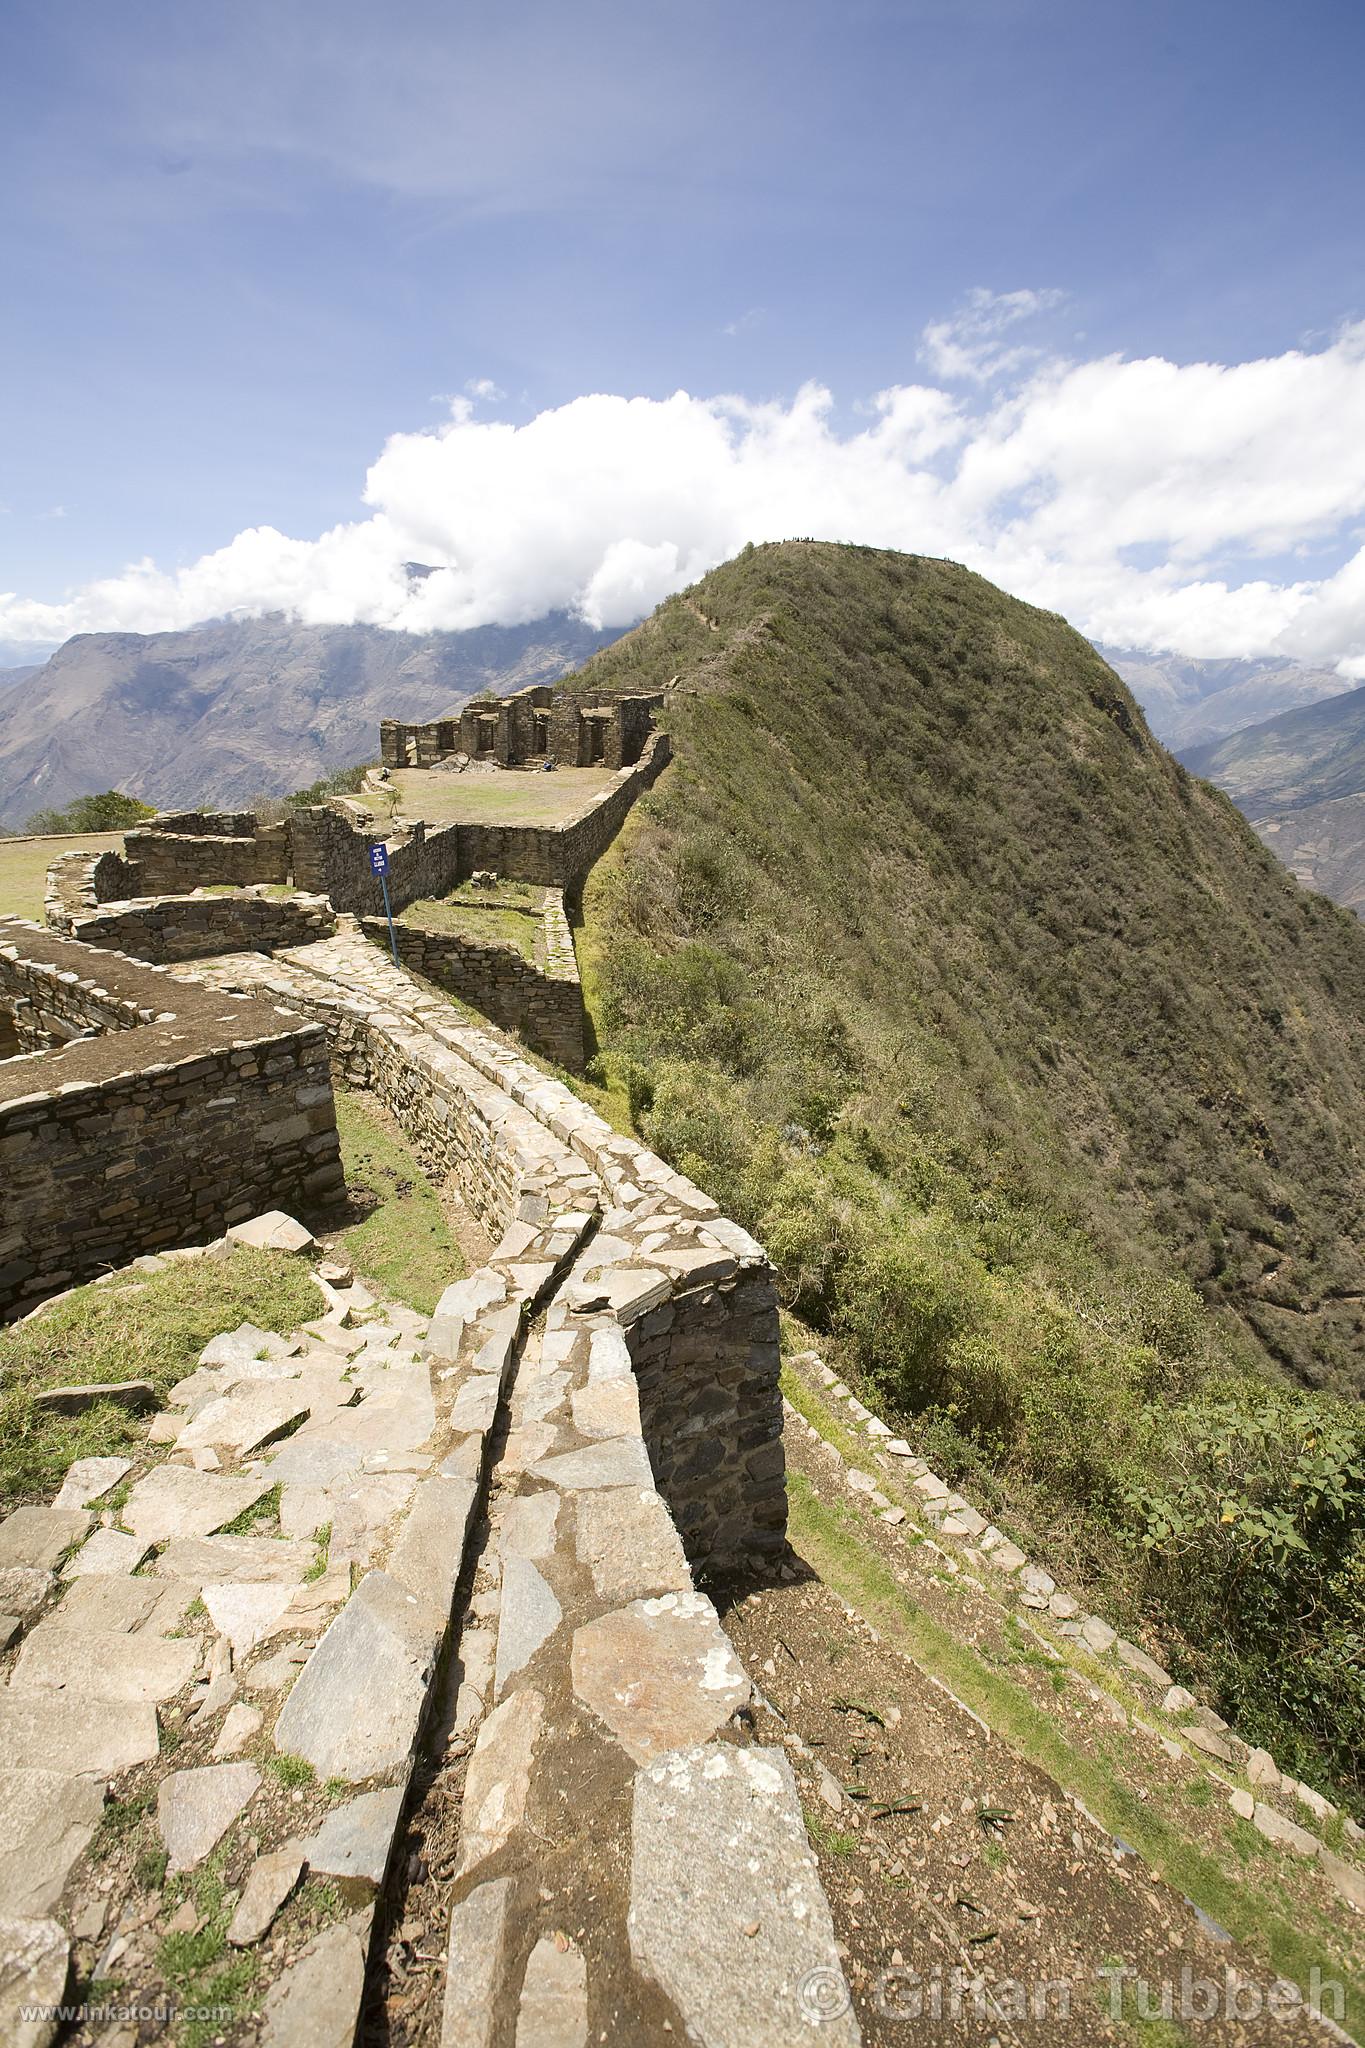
[{"left": 708, "top": 1416, "right": 1354, "bottom": 2047}]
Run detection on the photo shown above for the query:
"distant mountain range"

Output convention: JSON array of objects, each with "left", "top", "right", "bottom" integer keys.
[
  {"left": 1098, "top": 646, "right": 1352, "bottom": 749},
  {"left": 0, "top": 613, "right": 616, "bottom": 829},
  {"left": 1183, "top": 682, "right": 1365, "bottom": 911}
]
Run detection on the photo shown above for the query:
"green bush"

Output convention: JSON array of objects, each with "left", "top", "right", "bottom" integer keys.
[{"left": 25, "top": 790, "right": 155, "bottom": 833}]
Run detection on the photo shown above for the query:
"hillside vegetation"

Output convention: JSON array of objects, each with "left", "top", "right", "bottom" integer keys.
[{"left": 572, "top": 541, "right": 1365, "bottom": 1810}]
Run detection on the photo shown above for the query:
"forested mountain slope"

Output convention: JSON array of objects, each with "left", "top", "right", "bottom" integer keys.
[{"left": 570, "top": 541, "right": 1365, "bottom": 1804}]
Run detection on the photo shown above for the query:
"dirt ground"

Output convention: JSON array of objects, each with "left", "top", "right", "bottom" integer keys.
[{"left": 701, "top": 1406, "right": 1362, "bottom": 2047}]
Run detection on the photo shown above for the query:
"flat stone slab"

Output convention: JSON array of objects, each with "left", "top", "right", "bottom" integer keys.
[
  {"left": 62, "top": 1527, "right": 150, "bottom": 1578},
  {"left": 0, "top": 1771, "right": 105, "bottom": 1916},
  {"left": 200, "top": 1323, "right": 293, "bottom": 1369},
  {"left": 1252, "top": 1801, "right": 1319, "bottom": 1857},
  {"left": 0, "top": 1693, "right": 159, "bottom": 1776},
  {"left": 499, "top": 1492, "right": 560, "bottom": 1562},
  {"left": 260, "top": 1908, "right": 372, "bottom": 2048},
  {"left": 203, "top": 1582, "right": 297, "bottom": 1658},
  {"left": 213, "top": 1703, "right": 263, "bottom": 1758},
  {"left": 155, "top": 1533, "right": 314, "bottom": 1585},
  {"left": 158, "top": 1762, "right": 260, "bottom": 1873},
  {"left": 450, "top": 1375, "right": 500, "bottom": 1434},
  {"left": 227, "top": 1211, "right": 316, "bottom": 1254},
  {"left": 32, "top": 1381, "right": 155, "bottom": 1415},
  {"left": 0, "top": 1568, "right": 53, "bottom": 1624},
  {"left": 385, "top": 1475, "right": 479, "bottom": 1623},
  {"left": 295, "top": 1786, "right": 404, "bottom": 1885},
  {"left": 123, "top": 1467, "right": 272, "bottom": 1545},
  {"left": 265, "top": 1438, "right": 365, "bottom": 1488},
  {"left": 227, "top": 1847, "right": 304, "bottom": 1946},
  {"left": 629, "top": 1744, "right": 858, "bottom": 2048},
  {"left": 177, "top": 1384, "right": 313, "bottom": 1458},
  {"left": 571, "top": 1592, "right": 749, "bottom": 1765},
  {"left": 0, "top": 1915, "right": 70, "bottom": 2048},
  {"left": 441, "top": 1877, "right": 509, "bottom": 2048},
  {"left": 10, "top": 1627, "right": 200, "bottom": 1704},
  {"left": 1115, "top": 1637, "right": 1173, "bottom": 1688},
  {"left": 494, "top": 1557, "right": 562, "bottom": 1699},
  {"left": 0, "top": 1508, "right": 92, "bottom": 1572},
  {"left": 51, "top": 1458, "right": 132, "bottom": 1511},
  {"left": 457, "top": 1688, "right": 544, "bottom": 1878},
  {"left": 52, "top": 1574, "right": 194, "bottom": 1634},
  {"left": 573, "top": 1488, "right": 690, "bottom": 1606},
  {"left": 517, "top": 1932, "right": 587, "bottom": 2047},
  {"left": 570, "top": 1380, "right": 640, "bottom": 1440},
  {"left": 530, "top": 1439, "right": 653, "bottom": 1493},
  {"left": 271, "top": 1570, "right": 436, "bottom": 1782}
]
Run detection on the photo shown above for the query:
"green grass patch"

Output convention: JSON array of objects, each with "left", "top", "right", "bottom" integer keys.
[
  {"left": 0, "top": 830, "right": 125, "bottom": 920},
  {"left": 398, "top": 896, "right": 541, "bottom": 959},
  {"left": 334, "top": 1087, "right": 465, "bottom": 1313},
  {"left": 0, "top": 1250, "right": 320, "bottom": 1509},
  {"left": 786, "top": 1471, "right": 1365, "bottom": 2040},
  {"left": 266, "top": 1752, "right": 316, "bottom": 1789},
  {"left": 219, "top": 1482, "right": 282, "bottom": 1536}
]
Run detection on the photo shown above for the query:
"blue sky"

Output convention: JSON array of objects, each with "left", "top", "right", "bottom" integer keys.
[{"left": 3, "top": 0, "right": 1365, "bottom": 666}]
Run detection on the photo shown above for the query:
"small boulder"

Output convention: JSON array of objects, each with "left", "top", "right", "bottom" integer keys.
[{"left": 227, "top": 1212, "right": 316, "bottom": 1256}]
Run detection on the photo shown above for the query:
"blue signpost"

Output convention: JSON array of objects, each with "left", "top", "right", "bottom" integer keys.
[{"left": 370, "top": 842, "right": 400, "bottom": 965}]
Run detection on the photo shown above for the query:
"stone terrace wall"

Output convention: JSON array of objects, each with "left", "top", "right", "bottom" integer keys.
[
  {"left": 356, "top": 890, "right": 585, "bottom": 1071},
  {"left": 453, "top": 730, "right": 671, "bottom": 889},
  {"left": 0, "top": 920, "right": 344, "bottom": 1319},
  {"left": 185, "top": 926, "right": 784, "bottom": 1569},
  {"left": 123, "top": 816, "right": 291, "bottom": 893}
]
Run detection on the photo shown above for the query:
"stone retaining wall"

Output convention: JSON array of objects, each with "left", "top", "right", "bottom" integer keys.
[
  {"left": 181, "top": 925, "right": 785, "bottom": 1572},
  {"left": 0, "top": 921, "right": 344, "bottom": 1319},
  {"left": 356, "top": 890, "right": 585, "bottom": 1071},
  {"left": 452, "top": 730, "right": 671, "bottom": 888}
]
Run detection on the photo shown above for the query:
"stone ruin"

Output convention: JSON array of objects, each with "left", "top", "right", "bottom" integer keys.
[
  {"left": 381, "top": 682, "right": 663, "bottom": 773},
  {"left": 0, "top": 665, "right": 868, "bottom": 2043}
]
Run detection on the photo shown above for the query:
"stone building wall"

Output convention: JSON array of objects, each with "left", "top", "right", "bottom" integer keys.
[
  {"left": 381, "top": 686, "right": 662, "bottom": 773},
  {"left": 0, "top": 920, "right": 344, "bottom": 1320},
  {"left": 122, "top": 820, "right": 291, "bottom": 893}
]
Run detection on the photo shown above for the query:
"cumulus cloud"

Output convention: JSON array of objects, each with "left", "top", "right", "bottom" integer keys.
[{"left": 6, "top": 308, "right": 1365, "bottom": 674}]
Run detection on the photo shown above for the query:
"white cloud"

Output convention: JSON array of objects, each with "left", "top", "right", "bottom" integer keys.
[
  {"left": 920, "top": 286, "right": 1067, "bottom": 383},
  {"left": 6, "top": 313, "right": 1365, "bottom": 673}
]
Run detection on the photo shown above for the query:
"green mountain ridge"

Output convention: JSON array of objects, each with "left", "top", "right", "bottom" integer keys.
[{"left": 563, "top": 539, "right": 1365, "bottom": 1807}]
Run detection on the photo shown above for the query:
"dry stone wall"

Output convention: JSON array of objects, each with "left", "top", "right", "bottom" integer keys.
[
  {"left": 356, "top": 890, "right": 584, "bottom": 1071},
  {"left": 45, "top": 863, "right": 335, "bottom": 964},
  {"left": 181, "top": 923, "right": 785, "bottom": 1572},
  {"left": 0, "top": 920, "right": 344, "bottom": 1319},
  {"left": 123, "top": 816, "right": 291, "bottom": 893}
]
